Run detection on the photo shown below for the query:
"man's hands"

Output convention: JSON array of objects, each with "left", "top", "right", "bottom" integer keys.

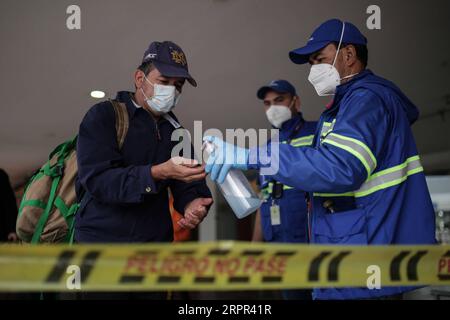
[
  {"left": 178, "top": 198, "right": 213, "bottom": 229},
  {"left": 151, "top": 157, "right": 206, "bottom": 183},
  {"left": 151, "top": 158, "right": 212, "bottom": 229}
]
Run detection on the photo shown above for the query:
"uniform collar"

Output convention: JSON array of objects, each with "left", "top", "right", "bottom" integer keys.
[
  {"left": 115, "top": 91, "right": 139, "bottom": 119},
  {"left": 131, "top": 99, "right": 141, "bottom": 109},
  {"left": 329, "top": 69, "right": 373, "bottom": 111},
  {"left": 279, "top": 112, "right": 304, "bottom": 139},
  {"left": 335, "top": 69, "right": 373, "bottom": 97}
]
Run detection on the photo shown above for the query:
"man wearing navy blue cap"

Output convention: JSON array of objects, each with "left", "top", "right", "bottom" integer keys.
[
  {"left": 205, "top": 19, "right": 435, "bottom": 300},
  {"left": 252, "top": 80, "right": 316, "bottom": 300},
  {"left": 75, "top": 39, "right": 212, "bottom": 268},
  {"left": 75, "top": 41, "right": 212, "bottom": 298}
]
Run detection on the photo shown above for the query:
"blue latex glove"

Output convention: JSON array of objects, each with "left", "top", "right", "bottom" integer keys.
[{"left": 203, "top": 136, "right": 249, "bottom": 184}]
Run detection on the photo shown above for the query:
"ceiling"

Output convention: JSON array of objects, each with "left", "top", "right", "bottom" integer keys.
[{"left": 1, "top": 0, "right": 450, "bottom": 185}]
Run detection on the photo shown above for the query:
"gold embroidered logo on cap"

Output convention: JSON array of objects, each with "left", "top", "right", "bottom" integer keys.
[{"left": 171, "top": 50, "right": 187, "bottom": 66}]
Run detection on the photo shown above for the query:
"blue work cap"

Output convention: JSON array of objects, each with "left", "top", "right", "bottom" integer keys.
[
  {"left": 289, "top": 19, "right": 367, "bottom": 65},
  {"left": 257, "top": 80, "right": 297, "bottom": 100}
]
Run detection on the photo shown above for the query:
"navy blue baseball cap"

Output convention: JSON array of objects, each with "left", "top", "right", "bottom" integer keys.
[
  {"left": 257, "top": 80, "right": 297, "bottom": 100},
  {"left": 289, "top": 19, "right": 367, "bottom": 65},
  {"left": 142, "top": 41, "right": 197, "bottom": 87}
]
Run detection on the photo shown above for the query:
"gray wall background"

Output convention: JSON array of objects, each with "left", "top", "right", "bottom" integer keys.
[{"left": 1, "top": 0, "right": 450, "bottom": 184}]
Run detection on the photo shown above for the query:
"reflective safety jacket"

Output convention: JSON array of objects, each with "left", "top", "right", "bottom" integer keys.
[
  {"left": 249, "top": 70, "right": 436, "bottom": 300},
  {"left": 259, "top": 114, "right": 316, "bottom": 243}
]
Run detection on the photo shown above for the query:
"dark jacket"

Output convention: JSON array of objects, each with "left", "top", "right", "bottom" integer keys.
[
  {"left": 259, "top": 113, "right": 317, "bottom": 243},
  {"left": 0, "top": 169, "right": 18, "bottom": 242},
  {"left": 75, "top": 91, "right": 211, "bottom": 243}
]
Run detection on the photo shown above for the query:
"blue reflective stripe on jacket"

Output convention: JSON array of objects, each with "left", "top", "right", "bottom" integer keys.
[
  {"left": 249, "top": 70, "right": 436, "bottom": 299},
  {"left": 259, "top": 114, "right": 316, "bottom": 243},
  {"left": 75, "top": 91, "right": 211, "bottom": 243}
]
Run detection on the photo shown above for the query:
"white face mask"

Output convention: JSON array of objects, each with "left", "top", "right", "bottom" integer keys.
[
  {"left": 141, "top": 76, "right": 180, "bottom": 114},
  {"left": 266, "top": 105, "right": 292, "bottom": 128},
  {"left": 307, "top": 22, "right": 359, "bottom": 96}
]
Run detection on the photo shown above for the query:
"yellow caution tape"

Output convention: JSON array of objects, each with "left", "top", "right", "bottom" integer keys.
[{"left": 0, "top": 242, "right": 449, "bottom": 291}]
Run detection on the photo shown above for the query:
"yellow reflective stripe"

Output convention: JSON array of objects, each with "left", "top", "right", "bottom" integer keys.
[
  {"left": 354, "top": 164, "right": 423, "bottom": 198},
  {"left": 291, "top": 142, "right": 313, "bottom": 147},
  {"left": 322, "top": 121, "right": 335, "bottom": 129},
  {"left": 352, "top": 167, "right": 423, "bottom": 197},
  {"left": 330, "top": 134, "right": 377, "bottom": 169},
  {"left": 320, "top": 120, "right": 336, "bottom": 137},
  {"left": 367, "top": 155, "right": 419, "bottom": 182},
  {"left": 323, "top": 133, "right": 377, "bottom": 176},
  {"left": 323, "top": 140, "right": 372, "bottom": 176},
  {"left": 282, "top": 135, "right": 315, "bottom": 147},
  {"left": 314, "top": 156, "right": 423, "bottom": 198},
  {"left": 320, "top": 123, "right": 331, "bottom": 137},
  {"left": 291, "top": 135, "right": 314, "bottom": 144},
  {"left": 291, "top": 135, "right": 314, "bottom": 147}
]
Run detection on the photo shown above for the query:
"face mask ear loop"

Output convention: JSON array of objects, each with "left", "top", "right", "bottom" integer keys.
[
  {"left": 140, "top": 87, "right": 150, "bottom": 101},
  {"left": 144, "top": 75, "right": 154, "bottom": 87},
  {"left": 289, "top": 96, "right": 296, "bottom": 110},
  {"left": 332, "top": 22, "right": 346, "bottom": 67}
]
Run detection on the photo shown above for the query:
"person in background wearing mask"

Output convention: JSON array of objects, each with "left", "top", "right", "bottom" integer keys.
[
  {"left": 205, "top": 19, "right": 435, "bottom": 300},
  {"left": 252, "top": 80, "right": 316, "bottom": 300},
  {"left": 75, "top": 42, "right": 212, "bottom": 299}
]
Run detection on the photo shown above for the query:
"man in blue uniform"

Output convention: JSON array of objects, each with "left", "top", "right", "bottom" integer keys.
[
  {"left": 205, "top": 19, "right": 436, "bottom": 300},
  {"left": 252, "top": 80, "right": 316, "bottom": 300},
  {"left": 75, "top": 41, "right": 212, "bottom": 246}
]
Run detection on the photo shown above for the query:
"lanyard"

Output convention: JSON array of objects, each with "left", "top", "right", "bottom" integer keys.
[{"left": 269, "top": 119, "right": 304, "bottom": 200}]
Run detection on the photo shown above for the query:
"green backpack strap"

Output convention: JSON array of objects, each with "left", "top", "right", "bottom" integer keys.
[
  {"left": 31, "top": 138, "right": 76, "bottom": 244},
  {"left": 31, "top": 102, "right": 129, "bottom": 244}
]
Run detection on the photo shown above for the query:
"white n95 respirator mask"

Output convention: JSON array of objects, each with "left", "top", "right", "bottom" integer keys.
[
  {"left": 307, "top": 22, "right": 358, "bottom": 97},
  {"left": 266, "top": 105, "right": 292, "bottom": 128},
  {"left": 308, "top": 64, "right": 342, "bottom": 96}
]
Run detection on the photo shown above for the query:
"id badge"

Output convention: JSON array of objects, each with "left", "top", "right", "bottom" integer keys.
[{"left": 270, "top": 204, "right": 281, "bottom": 226}]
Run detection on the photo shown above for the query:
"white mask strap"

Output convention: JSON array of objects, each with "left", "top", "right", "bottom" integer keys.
[
  {"left": 140, "top": 87, "right": 151, "bottom": 101},
  {"left": 289, "top": 96, "right": 296, "bottom": 108},
  {"left": 332, "top": 22, "right": 346, "bottom": 67},
  {"left": 341, "top": 73, "right": 358, "bottom": 81},
  {"left": 144, "top": 75, "right": 155, "bottom": 87}
]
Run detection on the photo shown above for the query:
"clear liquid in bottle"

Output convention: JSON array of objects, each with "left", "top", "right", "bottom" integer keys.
[{"left": 203, "top": 141, "right": 262, "bottom": 219}]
